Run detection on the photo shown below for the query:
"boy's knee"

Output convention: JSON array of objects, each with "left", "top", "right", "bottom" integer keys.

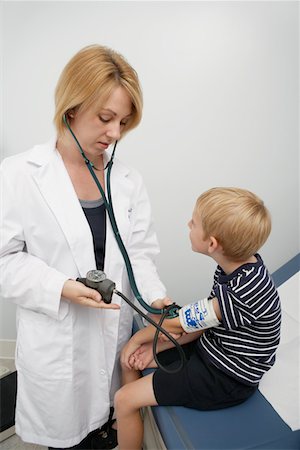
[{"left": 114, "top": 385, "right": 131, "bottom": 414}]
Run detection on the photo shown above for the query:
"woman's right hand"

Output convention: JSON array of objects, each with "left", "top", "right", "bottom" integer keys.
[{"left": 62, "top": 279, "right": 120, "bottom": 309}]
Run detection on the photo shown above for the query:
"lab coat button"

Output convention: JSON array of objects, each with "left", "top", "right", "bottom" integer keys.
[{"left": 100, "top": 369, "right": 106, "bottom": 375}]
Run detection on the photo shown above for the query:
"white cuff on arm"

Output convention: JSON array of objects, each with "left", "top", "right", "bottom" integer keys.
[{"left": 179, "top": 298, "right": 220, "bottom": 333}]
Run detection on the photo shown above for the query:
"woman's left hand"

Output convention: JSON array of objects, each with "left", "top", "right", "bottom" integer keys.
[
  {"left": 151, "top": 297, "right": 173, "bottom": 310},
  {"left": 150, "top": 297, "right": 183, "bottom": 342}
]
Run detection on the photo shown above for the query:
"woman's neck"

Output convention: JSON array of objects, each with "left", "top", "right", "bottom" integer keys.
[{"left": 56, "top": 135, "right": 104, "bottom": 171}]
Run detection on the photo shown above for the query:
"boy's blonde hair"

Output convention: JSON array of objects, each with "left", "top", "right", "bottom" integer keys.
[
  {"left": 54, "top": 44, "right": 143, "bottom": 137},
  {"left": 195, "top": 187, "right": 271, "bottom": 261}
]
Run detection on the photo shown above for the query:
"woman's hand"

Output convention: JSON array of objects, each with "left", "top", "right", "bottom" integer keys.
[
  {"left": 150, "top": 297, "right": 184, "bottom": 342},
  {"left": 62, "top": 279, "right": 120, "bottom": 309},
  {"left": 151, "top": 296, "right": 173, "bottom": 310}
]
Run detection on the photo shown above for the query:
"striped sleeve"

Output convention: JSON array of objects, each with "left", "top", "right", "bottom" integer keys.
[{"left": 214, "top": 266, "right": 279, "bottom": 330}]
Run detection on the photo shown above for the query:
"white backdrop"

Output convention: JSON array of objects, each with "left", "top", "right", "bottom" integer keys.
[{"left": 1, "top": 1, "right": 299, "bottom": 339}]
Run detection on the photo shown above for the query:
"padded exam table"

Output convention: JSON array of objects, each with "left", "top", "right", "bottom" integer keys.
[{"left": 135, "top": 253, "right": 300, "bottom": 449}]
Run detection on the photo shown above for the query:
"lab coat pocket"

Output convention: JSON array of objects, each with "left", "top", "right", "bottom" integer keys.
[{"left": 16, "top": 308, "right": 73, "bottom": 380}]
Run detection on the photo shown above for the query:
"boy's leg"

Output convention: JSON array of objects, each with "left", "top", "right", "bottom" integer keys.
[{"left": 114, "top": 372, "right": 157, "bottom": 450}]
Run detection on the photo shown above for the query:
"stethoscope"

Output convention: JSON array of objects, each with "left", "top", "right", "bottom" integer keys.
[
  {"left": 63, "top": 114, "right": 185, "bottom": 373},
  {"left": 63, "top": 113, "right": 179, "bottom": 318}
]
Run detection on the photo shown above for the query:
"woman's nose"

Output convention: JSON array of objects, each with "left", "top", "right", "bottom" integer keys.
[{"left": 106, "top": 122, "right": 121, "bottom": 140}]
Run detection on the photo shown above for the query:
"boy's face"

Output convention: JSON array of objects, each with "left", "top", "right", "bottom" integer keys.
[{"left": 188, "top": 209, "right": 209, "bottom": 254}]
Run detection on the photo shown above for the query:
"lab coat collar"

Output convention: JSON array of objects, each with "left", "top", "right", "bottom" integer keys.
[
  {"left": 28, "top": 137, "right": 132, "bottom": 278},
  {"left": 29, "top": 137, "right": 95, "bottom": 276},
  {"left": 26, "top": 136, "right": 58, "bottom": 166},
  {"left": 27, "top": 136, "right": 130, "bottom": 178}
]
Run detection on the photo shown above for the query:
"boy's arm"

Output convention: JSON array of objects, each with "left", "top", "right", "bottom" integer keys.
[
  {"left": 154, "top": 327, "right": 204, "bottom": 353},
  {"left": 134, "top": 315, "right": 185, "bottom": 346},
  {"left": 121, "top": 297, "right": 222, "bottom": 369},
  {"left": 133, "top": 296, "right": 222, "bottom": 347},
  {"left": 132, "top": 330, "right": 204, "bottom": 371},
  {"left": 212, "top": 297, "right": 222, "bottom": 320}
]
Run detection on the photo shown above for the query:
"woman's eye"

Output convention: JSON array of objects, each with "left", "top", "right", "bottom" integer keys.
[{"left": 99, "top": 116, "right": 110, "bottom": 123}]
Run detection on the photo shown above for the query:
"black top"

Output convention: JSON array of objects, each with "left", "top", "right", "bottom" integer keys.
[{"left": 80, "top": 198, "right": 106, "bottom": 271}]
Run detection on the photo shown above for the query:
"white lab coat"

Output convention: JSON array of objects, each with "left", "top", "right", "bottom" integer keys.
[{"left": 0, "top": 137, "right": 166, "bottom": 448}]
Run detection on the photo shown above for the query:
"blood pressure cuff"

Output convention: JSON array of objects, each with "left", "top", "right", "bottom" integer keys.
[{"left": 179, "top": 298, "right": 220, "bottom": 333}]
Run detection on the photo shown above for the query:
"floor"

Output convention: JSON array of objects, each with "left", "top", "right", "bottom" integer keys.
[
  {"left": 0, "top": 359, "right": 15, "bottom": 376},
  {"left": 0, "top": 360, "right": 120, "bottom": 450},
  {"left": 0, "top": 358, "right": 46, "bottom": 450},
  {"left": 0, "top": 433, "right": 121, "bottom": 450},
  {"left": 0, "top": 435, "right": 120, "bottom": 450},
  {"left": 0, "top": 433, "right": 46, "bottom": 450}
]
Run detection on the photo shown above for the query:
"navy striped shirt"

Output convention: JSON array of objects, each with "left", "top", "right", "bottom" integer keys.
[{"left": 197, "top": 254, "right": 281, "bottom": 385}]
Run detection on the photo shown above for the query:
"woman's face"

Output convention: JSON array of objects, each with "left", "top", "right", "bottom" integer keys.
[{"left": 69, "top": 86, "right": 132, "bottom": 157}]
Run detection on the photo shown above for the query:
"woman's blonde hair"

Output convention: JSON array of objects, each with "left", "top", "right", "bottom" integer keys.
[
  {"left": 54, "top": 44, "right": 143, "bottom": 137},
  {"left": 195, "top": 187, "right": 271, "bottom": 261}
]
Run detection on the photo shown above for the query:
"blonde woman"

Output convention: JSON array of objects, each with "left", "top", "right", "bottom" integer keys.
[{"left": 0, "top": 45, "right": 169, "bottom": 449}]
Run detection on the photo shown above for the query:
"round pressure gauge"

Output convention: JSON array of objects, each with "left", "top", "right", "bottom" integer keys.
[{"left": 86, "top": 270, "right": 106, "bottom": 288}]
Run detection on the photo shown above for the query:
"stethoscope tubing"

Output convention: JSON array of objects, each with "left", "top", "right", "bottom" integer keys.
[
  {"left": 63, "top": 114, "right": 185, "bottom": 372},
  {"left": 63, "top": 114, "right": 166, "bottom": 315}
]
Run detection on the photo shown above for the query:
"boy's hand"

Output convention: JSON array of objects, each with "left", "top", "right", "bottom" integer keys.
[
  {"left": 130, "top": 342, "right": 155, "bottom": 371},
  {"left": 120, "top": 338, "right": 141, "bottom": 370}
]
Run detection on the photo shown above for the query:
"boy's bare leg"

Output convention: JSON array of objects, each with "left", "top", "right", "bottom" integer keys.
[{"left": 114, "top": 372, "right": 157, "bottom": 450}]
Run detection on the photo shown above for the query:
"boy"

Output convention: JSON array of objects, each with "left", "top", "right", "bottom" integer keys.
[{"left": 114, "top": 187, "right": 281, "bottom": 450}]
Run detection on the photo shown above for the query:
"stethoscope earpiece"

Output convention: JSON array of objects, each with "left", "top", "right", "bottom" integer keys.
[{"left": 63, "top": 112, "right": 74, "bottom": 124}]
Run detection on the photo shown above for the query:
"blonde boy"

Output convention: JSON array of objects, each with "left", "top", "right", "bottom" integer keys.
[{"left": 115, "top": 187, "right": 281, "bottom": 450}]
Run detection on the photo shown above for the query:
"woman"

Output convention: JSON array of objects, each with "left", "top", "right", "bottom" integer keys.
[{"left": 0, "top": 45, "right": 168, "bottom": 449}]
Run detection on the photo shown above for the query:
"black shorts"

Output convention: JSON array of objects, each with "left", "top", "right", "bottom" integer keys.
[{"left": 152, "top": 341, "right": 257, "bottom": 410}]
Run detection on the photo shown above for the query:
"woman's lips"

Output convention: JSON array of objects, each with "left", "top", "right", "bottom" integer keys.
[{"left": 97, "top": 141, "right": 109, "bottom": 150}]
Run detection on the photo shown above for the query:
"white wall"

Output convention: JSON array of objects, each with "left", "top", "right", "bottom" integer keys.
[{"left": 1, "top": 1, "right": 299, "bottom": 339}]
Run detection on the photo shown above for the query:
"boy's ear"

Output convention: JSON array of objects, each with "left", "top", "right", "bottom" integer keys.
[{"left": 208, "top": 236, "right": 220, "bottom": 254}]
